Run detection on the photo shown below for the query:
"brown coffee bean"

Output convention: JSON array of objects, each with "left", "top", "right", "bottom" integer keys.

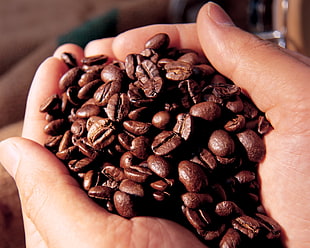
[
  {"left": 61, "top": 52, "right": 77, "bottom": 68},
  {"left": 40, "top": 94, "right": 60, "bottom": 113},
  {"left": 236, "top": 129, "right": 266, "bottom": 162},
  {"left": 150, "top": 179, "right": 168, "bottom": 191},
  {"left": 113, "top": 191, "right": 137, "bottom": 218},
  {"left": 199, "top": 148, "right": 217, "bottom": 170},
  {"left": 130, "top": 136, "right": 150, "bottom": 160},
  {"left": 181, "top": 192, "right": 213, "bottom": 209},
  {"left": 224, "top": 115, "right": 246, "bottom": 132},
  {"left": 123, "top": 167, "right": 152, "bottom": 183},
  {"left": 102, "top": 163, "right": 125, "bottom": 182},
  {"left": 81, "top": 54, "right": 108, "bottom": 66},
  {"left": 119, "top": 151, "right": 134, "bottom": 169},
  {"left": 232, "top": 215, "right": 260, "bottom": 239},
  {"left": 119, "top": 179, "right": 144, "bottom": 197},
  {"left": 68, "top": 157, "right": 94, "bottom": 172},
  {"left": 55, "top": 145, "right": 78, "bottom": 160},
  {"left": 147, "top": 155, "right": 171, "bottom": 178},
  {"left": 178, "top": 160, "right": 208, "bottom": 192},
  {"left": 76, "top": 104, "right": 101, "bottom": 118},
  {"left": 151, "top": 131, "right": 182, "bottom": 156},
  {"left": 178, "top": 79, "right": 201, "bottom": 107},
  {"left": 255, "top": 213, "right": 281, "bottom": 239},
  {"left": 87, "top": 118, "right": 115, "bottom": 150},
  {"left": 59, "top": 67, "right": 83, "bottom": 92},
  {"left": 77, "top": 79, "right": 102, "bottom": 99},
  {"left": 215, "top": 201, "right": 244, "bottom": 217},
  {"left": 93, "top": 79, "right": 122, "bottom": 106},
  {"left": 88, "top": 185, "right": 114, "bottom": 200},
  {"left": 71, "top": 119, "right": 87, "bottom": 137},
  {"left": 219, "top": 228, "right": 241, "bottom": 248},
  {"left": 226, "top": 96, "right": 244, "bottom": 113},
  {"left": 144, "top": 33, "right": 170, "bottom": 51},
  {"left": 165, "top": 61, "right": 193, "bottom": 81},
  {"left": 123, "top": 120, "right": 151, "bottom": 136},
  {"left": 234, "top": 170, "right": 256, "bottom": 184},
  {"left": 125, "top": 54, "right": 144, "bottom": 80},
  {"left": 58, "top": 130, "right": 72, "bottom": 152},
  {"left": 189, "top": 101, "right": 222, "bottom": 121},
  {"left": 135, "top": 59, "right": 163, "bottom": 98},
  {"left": 44, "top": 119, "right": 66, "bottom": 136},
  {"left": 128, "top": 106, "right": 149, "bottom": 121},
  {"left": 105, "top": 93, "right": 130, "bottom": 122},
  {"left": 208, "top": 129, "right": 235, "bottom": 157},
  {"left": 173, "top": 113, "right": 193, "bottom": 141},
  {"left": 152, "top": 111, "right": 171, "bottom": 130},
  {"left": 83, "top": 170, "right": 99, "bottom": 191}
]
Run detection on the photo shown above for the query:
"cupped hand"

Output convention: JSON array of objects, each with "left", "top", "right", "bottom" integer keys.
[{"left": 1, "top": 2, "right": 310, "bottom": 248}]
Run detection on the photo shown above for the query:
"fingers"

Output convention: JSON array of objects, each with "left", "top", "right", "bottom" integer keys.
[
  {"left": 0, "top": 137, "right": 112, "bottom": 247},
  {"left": 196, "top": 2, "right": 310, "bottom": 131},
  {"left": 22, "top": 57, "right": 68, "bottom": 144},
  {"left": 84, "top": 37, "right": 115, "bottom": 58}
]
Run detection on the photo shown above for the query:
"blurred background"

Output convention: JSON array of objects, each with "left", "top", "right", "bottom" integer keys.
[{"left": 0, "top": 0, "right": 309, "bottom": 247}]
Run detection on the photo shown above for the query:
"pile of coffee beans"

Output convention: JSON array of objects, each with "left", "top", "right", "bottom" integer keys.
[{"left": 40, "top": 33, "right": 283, "bottom": 247}]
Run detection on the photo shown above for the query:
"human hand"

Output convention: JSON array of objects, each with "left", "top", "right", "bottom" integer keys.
[{"left": 1, "top": 2, "right": 309, "bottom": 248}]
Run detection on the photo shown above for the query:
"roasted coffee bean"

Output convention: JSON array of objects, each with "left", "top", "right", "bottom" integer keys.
[
  {"left": 147, "top": 155, "right": 171, "bottom": 178},
  {"left": 44, "top": 135, "right": 63, "bottom": 150},
  {"left": 61, "top": 52, "right": 77, "bottom": 68},
  {"left": 236, "top": 129, "right": 266, "bottom": 162},
  {"left": 257, "top": 115, "right": 273, "bottom": 135},
  {"left": 165, "top": 61, "right": 192, "bottom": 81},
  {"left": 232, "top": 215, "right": 260, "bottom": 239},
  {"left": 177, "top": 52, "right": 203, "bottom": 65},
  {"left": 102, "top": 163, "right": 125, "bottom": 182},
  {"left": 178, "top": 79, "right": 201, "bottom": 107},
  {"left": 219, "top": 228, "right": 242, "bottom": 248},
  {"left": 117, "top": 132, "right": 133, "bottom": 151},
  {"left": 113, "top": 191, "right": 137, "bottom": 218},
  {"left": 105, "top": 93, "right": 130, "bottom": 122},
  {"left": 56, "top": 145, "right": 78, "bottom": 160},
  {"left": 58, "top": 130, "right": 72, "bottom": 152},
  {"left": 68, "top": 157, "right": 94, "bottom": 172},
  {"left": 152, "top": 111, "right": 171, "bottom": 130},
  {"left": 75, "top": 138, "right": 98, "bottom": 159},
  {"left": 136, "top": 59, "right": 163, "bottom": 98},
  {"left": 77, "top": 79, "right": 102, "bottom": 99},
  {"left": 224, "top": 115, "right": 246, "bottom": 132},
  {"left": 87, "top": 118, "right": 115, "bottom": 150},
  {"left": 173, "top": 113, "right": 193, "bottom": 141},
  {"left": 40, "top": 94, "right": 60, "bottom": 113},
  {"left": 255, "top": 213, "right": 281, "bottom": 239},
  {"left": 123, "top": 120, "right": 151, "bottom": 136},
  {"left": 181, "top": 192, "right": 213, "bottom": 209},
  {"left": 76, "top": 104, "right": 101, "bottom": 118},
  {"left": 151, "top": 131, "right": 182, "bottom": 156},
  {"left": 83, "top": 170, "right": 99, "bottom": 191},
  {"left": 71, "top": 119, "right": 87, "bottom": 137},
  {"left": 233, "top": 170, "right": 256, "bottom": 184},
  {"left": 215, "top": 201, "right": 244, "bottom": 217},
  {"left": 189, "top": 101, "right": 222, "bottom": 121},
  {"left": 208, "top": 129, "right": 235, "bottom": 157},
  {"left": 88, "top": 185, "right": 114, "bottom": 200},
  {"left": 44, "top": 118, "right": 66, "bottom": 136},
  {"left": 125, "top": 54, "right": 144, "bottom": 80},
  {"left": 59, "top": 67, "right": 83, "bottom": 92},
  {"left": 183, "top": 206, "right": 208, "bottom": 230},
  {"left": 212, "top": 84, "right": 240, "bottom": 99},
  {"left": 201, "top": 224, "right": 226, "bottom": 241},
  {"left": 128, "top": 106, "right": 149, "bottom": 121},
  {"left": 93, "top": 80, "right": 122, "bottom": 106},
  {"left": 130, "top": 136, "right": 150, "bottom": 160},
  {"left": 226, "top": 96, "right": 244, "bottom": 113},
  {"left": 178, "top": 160, "right": 208, "bottom": 192},
  {"left": 123, "top": 167, "right": 151, "bottom": 183},
  {"left": 199, "top": 148, "right": 217, "bottom": 170},
  {"left": 150, "top": 179, "right": 169, "bottom": 191},
  {"left": 119, "top": 151, "right": 134, "bottom": 168},
  {"left": 144, "top": 33, "right": 170, "bottom": 51},
  {"left": 119, "top": 179, "right": 144, "bottom": 197},
  {"left": 81, "top": 54, "right": 108, "bottom": 66}
]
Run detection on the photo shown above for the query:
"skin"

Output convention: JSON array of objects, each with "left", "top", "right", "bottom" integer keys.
[{"left": 0, "top": 2, "right": 309, "bottom": 248}]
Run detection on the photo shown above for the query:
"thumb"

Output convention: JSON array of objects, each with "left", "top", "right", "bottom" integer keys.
[
  {"left": 0, "top": 137, "right": 110, "bottom": 247},
  {"left": 197, "top": 2, "right": 310, "bottom": 131}
]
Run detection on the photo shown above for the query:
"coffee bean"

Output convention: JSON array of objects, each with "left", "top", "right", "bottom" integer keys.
[
  {"left": 144, "top": 33, "right": 170, "bottom": 51},
  {"left": 178, "top": 160, "right": 208, "bottom": 192},
  {"left": 106, "top": 93, "right": 130, "bottom": 122},
  {"left": 189, "top": 101, "right": 222, "bottom": 121},
  {"left": 232, "top": 215, "right": 260, "bottom": 239},
  {"left": 147, "top": 155, "right": 171, "bottom": 178},
  {"left": 181, "top": 192, "right": 213, "bottom": 209},
  {"left": 219, "top": 228, "right": 241, "bottom": 248},
  {"left": 113, "top": 191, "right": 137, "bottom": 218},
  {"left": 151, "top": 131, "right": 182, "bottom": 156},
  {"left": 61, "top": 52, "right": 77, "bottom": 68},
  {"left": 119, "top": 179, "right": 144, "bottom": 197},
  {"left": 208, "top": 130, "right": 235, "bottom": 157},
  {"left": 173, "top": 113, "right": 193, "bottom": 141},
  {"left": 88, "top": 185, "right": 114, "bottom": 200},
  {"left": 152, "top": 111, "right": 171, "bottom": 130},
  {"left": 165, "top": 61, "right": 193, "bottom": 81},
  {"left": 236, "top": 129, "right": 266, "bottom": 162},
  {"left": 81, "top": 54, "right": 108, "bottom": 66},
  {"left": 123, "top": 120, "right": 151, "bottom": 136},
  {"left": 59, "top": 67, "right": 83, "bottom": 92}
]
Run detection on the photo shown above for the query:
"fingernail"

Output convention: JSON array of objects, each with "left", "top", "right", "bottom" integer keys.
[
  {"left": 207, "top": 2, "right": 234, "bottom": 26},
  {"left": 0, "top": 139, "right": 20, "bottom": 178}
]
